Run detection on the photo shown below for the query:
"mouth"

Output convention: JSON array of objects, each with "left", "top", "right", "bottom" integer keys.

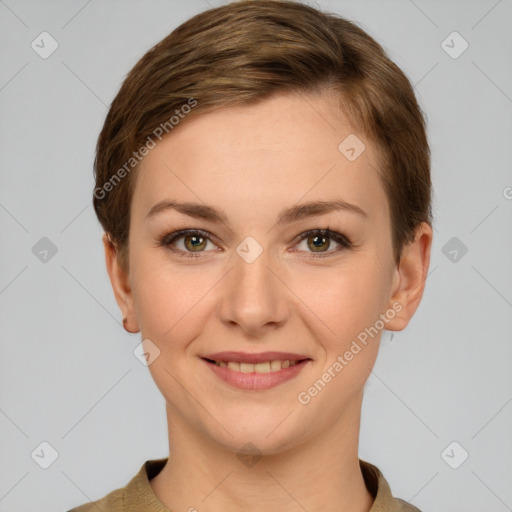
[
  {"left": 200, "top": 352, "right": 312, "bottom": 390},
  {"left": 202, "top": 357, "right": 310, "bottom": 373}
]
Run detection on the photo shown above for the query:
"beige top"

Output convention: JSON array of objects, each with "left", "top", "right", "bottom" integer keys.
[{"left": 67, "top": 457, "right": 421, "bottom": 512}]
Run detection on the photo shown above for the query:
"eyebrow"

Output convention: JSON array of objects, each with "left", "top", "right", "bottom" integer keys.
[{"left": 145, "top": 198, "right": 368, "bottom": 225}]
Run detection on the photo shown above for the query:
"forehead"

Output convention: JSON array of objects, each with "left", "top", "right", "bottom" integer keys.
[{"left": 133, "top": 91, "right": 387, "bottom": 223}]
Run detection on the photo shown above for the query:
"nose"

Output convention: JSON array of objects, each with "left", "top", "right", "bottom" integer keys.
[{"left": 218, "top": 244, "right": 290, "bottom": 337}]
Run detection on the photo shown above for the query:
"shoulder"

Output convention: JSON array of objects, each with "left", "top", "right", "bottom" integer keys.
[
  {"left": 65, "top": 458, "right": 168, "bottom": 512},
  {"left": 393, "top": 497, "right": 422, "bottom": 511},
  {"left": 360, "top": 459, "right": 423, "bottom": 512},
  {"left": 65, "top": 486, "right": 124, "bottom": 512}
]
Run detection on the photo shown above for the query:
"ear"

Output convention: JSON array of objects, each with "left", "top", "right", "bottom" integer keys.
[
  {"left": 102, "top": 233, "right": 140, "bottom": 333},
  {"left": 385, "top": 222, "right": 433, "bottom": 331}
]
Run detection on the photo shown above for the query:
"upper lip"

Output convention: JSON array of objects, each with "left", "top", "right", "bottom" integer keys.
[{"left": 202, "top": 351, "right": 312, "bottom": 364}]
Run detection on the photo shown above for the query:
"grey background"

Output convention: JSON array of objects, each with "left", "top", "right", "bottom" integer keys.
[{"left": 0, "top": 0, "right": 511, "bottom": 511}]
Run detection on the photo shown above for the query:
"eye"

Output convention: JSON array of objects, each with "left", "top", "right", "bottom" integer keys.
[
  {"left": 159, "top": 227, "right": 352, "bottom": 259},
  {"left": 160, "top": 229, "right": 218, "bottom": 258},
  {"left": 293, "top": 228, "right": 352, "bottom": 257}
]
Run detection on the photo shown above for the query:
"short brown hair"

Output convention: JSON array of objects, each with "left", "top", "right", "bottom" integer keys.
[{"left": 93, "top": 0, "right": 433, "bottom": 271}]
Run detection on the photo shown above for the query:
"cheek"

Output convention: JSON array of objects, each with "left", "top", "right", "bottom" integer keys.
[
  {"left": 291, "top": 257, "right": 390, "bottom": 352},
  {"left": 130, "top": 260, "right": 217, "bottom": 396},
  {"left": 130, "top": 252, "right": 220, "bottom": 345},
  {"left": 306, "top": 258, "right": 385, "bottom": 318}
]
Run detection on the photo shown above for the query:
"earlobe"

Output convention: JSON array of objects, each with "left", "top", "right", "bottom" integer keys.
[
  {"left": 102, "top": 233, "right": 140, "bottom": 333},
  {"left": 385, "top": 222, "right": 433, "bottom": 332}
]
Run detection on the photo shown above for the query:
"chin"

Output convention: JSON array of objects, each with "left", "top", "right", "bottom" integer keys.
[{"left": 210, "top": 418, "right": 304, "bottom": 457}]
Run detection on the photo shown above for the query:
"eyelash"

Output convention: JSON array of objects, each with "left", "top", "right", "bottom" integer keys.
[{"left": 159, "top": 228, "right": 352, "bottom": 259}]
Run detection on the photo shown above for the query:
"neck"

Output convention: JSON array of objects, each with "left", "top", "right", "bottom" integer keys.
[{"left": 150, "top": 393, "right": 374, "bottom": 512}]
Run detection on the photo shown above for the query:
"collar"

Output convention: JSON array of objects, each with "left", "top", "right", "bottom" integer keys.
[{"left": 123, "top": 457, "right": 419, "bottom": 512}]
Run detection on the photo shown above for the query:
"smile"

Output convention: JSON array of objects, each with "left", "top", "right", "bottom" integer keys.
[
  {"left": 205, "top": 358, "right": 301, "bottom": 373},
  {"left": 201, "top": 356, "right": 311, "bottom": 390}
]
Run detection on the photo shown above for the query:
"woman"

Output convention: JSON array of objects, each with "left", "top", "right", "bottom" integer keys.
[{"left": 70, "top": 1, "right": 433, "bottom": 510}]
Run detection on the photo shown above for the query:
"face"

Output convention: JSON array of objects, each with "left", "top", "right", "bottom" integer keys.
[{"left": 106, "top": 90, "right": 431, "bottom": 455}]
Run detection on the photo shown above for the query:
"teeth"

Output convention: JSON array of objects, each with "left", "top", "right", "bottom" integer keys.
[
  {"left": 227, "top": 361, "right": 240, "bottom": 372},
  {"left": 216, "top": 359, "right": 299, "bottom": 373},
  {"left": 270, "top": 360, "right": 281, "bottom": 371}
]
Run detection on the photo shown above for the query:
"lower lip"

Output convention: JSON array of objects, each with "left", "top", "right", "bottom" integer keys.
[{"left": 202, "top": 358, "right": 311, "bottom": 390}]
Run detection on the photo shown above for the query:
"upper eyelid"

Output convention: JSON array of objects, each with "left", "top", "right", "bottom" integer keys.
[{"left": 166, "top": 228, "right": 218, "bottom": 244}]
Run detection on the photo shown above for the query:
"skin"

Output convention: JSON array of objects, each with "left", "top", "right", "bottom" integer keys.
[{"left": 104, "top": 90, "right": 432, "bottom": 512}]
